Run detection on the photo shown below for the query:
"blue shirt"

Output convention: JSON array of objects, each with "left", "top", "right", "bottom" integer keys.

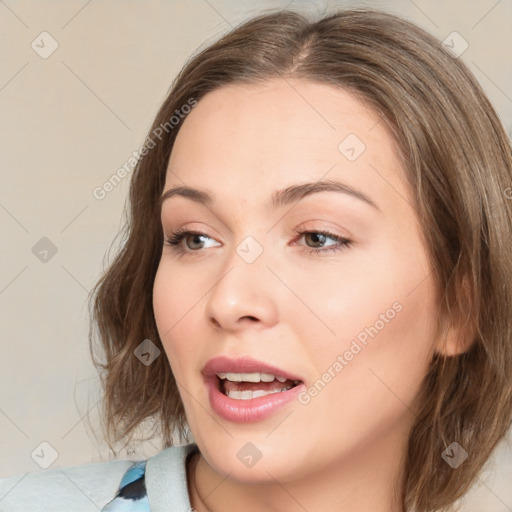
[{"left": 0, "top": 443, "right": 199, "bottom": 511}]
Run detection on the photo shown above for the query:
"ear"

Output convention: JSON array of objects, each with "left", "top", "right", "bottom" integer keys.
[
  {"left": 436, "top": 313, "right": 477, "bottom": 357},
  {"left": 435, "top": 275, "right": 478, "bottom": 357}
]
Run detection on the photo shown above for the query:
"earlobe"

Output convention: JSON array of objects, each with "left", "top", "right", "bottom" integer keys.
[
  {"left": 435, "top": 275, "right": 478, "bottom": 357},
  {"left": 437, "top": 314, "right": 477, "bottom": 357}
]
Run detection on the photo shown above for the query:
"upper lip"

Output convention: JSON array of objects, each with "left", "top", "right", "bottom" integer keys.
[{"left": 202, "top": 356, "right": 304, "bottom": 382}]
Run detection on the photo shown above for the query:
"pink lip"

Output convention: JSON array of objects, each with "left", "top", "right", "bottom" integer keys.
[
  {"left": 202, "top": 356, "right": 305, "bottom": 423},
  {"left": 202, "top": 356, "right": 304, "bottom": 382}
]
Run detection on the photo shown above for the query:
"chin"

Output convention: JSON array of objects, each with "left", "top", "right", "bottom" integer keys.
[{"left": 196, "top": 435, "right": 302, "bottom": 483}]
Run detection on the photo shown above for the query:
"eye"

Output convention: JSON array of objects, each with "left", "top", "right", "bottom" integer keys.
[
  {"left": 292, "top": 229, "right": 352, "bottom": 256},
  {"left": 163, "top": 228, "right": 352, "bottom": 257},
  {"left": 164, "top": 228, "right": 220, "bottom": 256}
]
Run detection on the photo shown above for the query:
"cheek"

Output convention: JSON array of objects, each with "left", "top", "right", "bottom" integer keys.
[
  {"left": 315, "top": 297, "right": 434, "bottom": 439},
  {"left": 288, "top": 240, "right": 436, "bottom": 403},
  {"left": 281, "top": 244, "right": 432, "bottom": 346},
  {"left": 152, "top": 262, "right": 203, "bottom": 376}
]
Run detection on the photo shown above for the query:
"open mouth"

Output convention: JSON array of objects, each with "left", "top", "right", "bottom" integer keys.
[{"left": 216, "top": 372, "right": 302, "bottom": 400}]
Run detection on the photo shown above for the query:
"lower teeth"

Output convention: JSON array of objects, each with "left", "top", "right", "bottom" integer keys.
[{"left": 224, "top": 387, "right": 292, "bottom": 400}]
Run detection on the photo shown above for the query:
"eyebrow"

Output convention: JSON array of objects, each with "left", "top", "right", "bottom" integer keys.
[{"left": 159, "top": 179, "right": 380, "bottom": 212}]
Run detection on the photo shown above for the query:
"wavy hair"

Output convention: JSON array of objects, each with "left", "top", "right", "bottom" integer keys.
[{"left": 89, "top": 8, "right": 512, "bottom": 511}]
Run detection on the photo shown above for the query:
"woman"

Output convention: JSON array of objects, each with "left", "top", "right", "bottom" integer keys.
[{"left": 3, "top": 7, "right": 512, "bottom": 512}]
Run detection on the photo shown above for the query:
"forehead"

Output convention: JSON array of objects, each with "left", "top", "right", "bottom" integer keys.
[
  {"left": 165, "top": 79, "right": 408, "bottom": 210},
  {"left": 170, "top": 79, "right": 381, "bottom": 163}
]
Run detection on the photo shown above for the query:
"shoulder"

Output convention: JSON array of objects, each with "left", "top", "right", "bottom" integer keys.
[
  {"left": 0, "top": 443, "right": 199, "bottom": 512},
  {"left": 143, "top": 442, "right": 199, "bottom": 510},
  {"left": 0, "top": 458, "right": 136, "bottom": 512},
  {"left": 102, "top": 443, "right": 199, "bottom": 511}
]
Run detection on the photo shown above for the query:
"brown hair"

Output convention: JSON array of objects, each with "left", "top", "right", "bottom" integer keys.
[{"left": 89, "top": 8, "right": 512, "bottom": 511}]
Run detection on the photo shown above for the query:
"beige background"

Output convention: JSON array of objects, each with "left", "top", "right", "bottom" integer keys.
[{"left": 0, "top": 0, "right": 511, "bottom": 510}]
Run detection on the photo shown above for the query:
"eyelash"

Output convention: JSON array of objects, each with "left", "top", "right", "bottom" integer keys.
[{"left": 164, "top": 228, "right": 352, "bottom": 257}]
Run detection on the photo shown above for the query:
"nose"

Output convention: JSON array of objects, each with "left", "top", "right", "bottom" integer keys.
[{"left": 204, "top": 248, "right": 279, "bottom": 333}]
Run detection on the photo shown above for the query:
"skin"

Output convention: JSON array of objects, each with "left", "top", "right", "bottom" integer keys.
[{"left": 152, "top": 78, "right": 462, "bottom": 512}]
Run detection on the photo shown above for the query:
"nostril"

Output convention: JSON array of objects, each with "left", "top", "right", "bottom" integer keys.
[{"left": 210, "top": 318, "right": 222, "bottom": 328}]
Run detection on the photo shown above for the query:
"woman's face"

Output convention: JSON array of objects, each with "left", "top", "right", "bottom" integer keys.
[{"left": 153, "top": 79, "right": 439, "bottom": 486}]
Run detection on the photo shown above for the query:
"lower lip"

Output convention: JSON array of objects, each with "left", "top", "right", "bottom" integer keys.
[{"left": 205, "top": 376, "right": 305, "bottom": 423}]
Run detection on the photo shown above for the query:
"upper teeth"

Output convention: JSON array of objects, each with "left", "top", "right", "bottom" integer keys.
[{"left": 216, "top": 372, "right": 290, "bottom": 383}]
